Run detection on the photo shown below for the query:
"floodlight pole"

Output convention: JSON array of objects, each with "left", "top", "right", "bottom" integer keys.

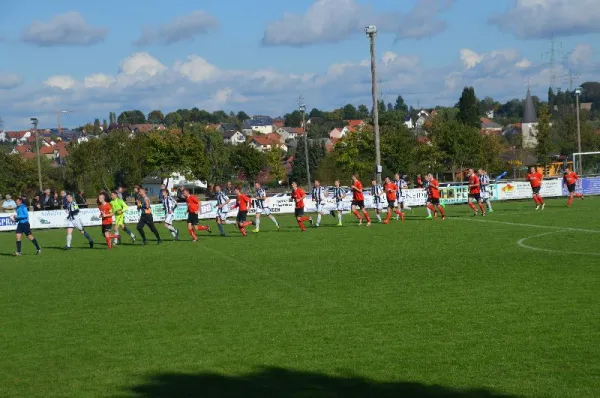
[
  {"left": 575, "top": 88, "right": 582, "bottom": 174},
  {"left": 31, "top": 118, "right": 43, "bottom": 192},
  {"left": 366, "top": 25, "right": 381, "bottom": 184},
  {"left": 299, "top": 99, "right": 312, "bottom": 191}
]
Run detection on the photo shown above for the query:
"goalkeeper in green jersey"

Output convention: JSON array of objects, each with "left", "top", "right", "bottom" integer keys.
[{"left": 110, "top": 191, "right": 136, "bottom": 245}]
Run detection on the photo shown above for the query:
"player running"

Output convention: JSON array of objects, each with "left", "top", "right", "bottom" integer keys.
[
  {"left": 215, "top": 185, "right": 235, "bottom": 236},
  {"left": 183, "top": 188, "right": 211, "bottom": 242},
  {"left": 64, "top": 193, "right": 94, "bottom": 250},
  {"left": 526, "top": 167, "right": 545, "bottom": 210},
  {"left": 253, "top": 182, "right": 280, "bottom": 232},
  {"left": 467, "top": 168, "right": 486, "bottom": 216},
  {"left": 394, "top": 173, "right": 411, "bottom": 217},
  {"left": 110, "top": 191, "right": 136, "bottom": 245},
  {"left": 11, "top": 197, "right": 41, "bottom": 256},
  {"left": 291, "top": 182, "right": 312, "bottom": 231},
  {"left": 98, "top": 193, "right": 120, "bottom": 249},
  {"left": 350, "top": 174, "right": 371, "bottom": 226},
  {"left": 233, "top": 187, "right": 254, "bottom": 236},
  {"left": 563, "top": 167, "right": 584, "bottom": 207},
  {"left": 311, "top": 180, "right": 327, "bottom": 227},
  {"left": 160, "top": 189, "right": 180, "bottom": 240},
  {"left": 329, "top": 180, "right": 345, "bottom": 226},
  {"left": 383, "top": 177, "right": 404, "bottom": 223},
  {"left": 136, "top": 187, "right": 162, "bottom": 244},
  {"left": 370, "top": 179, "right": 384, "bottom": 223},
  {"left": 478, "top": 169, "right": 493, "bottom": 213},
  {"left": 426, "top": 174, "right": 445, "bottom": 220}
]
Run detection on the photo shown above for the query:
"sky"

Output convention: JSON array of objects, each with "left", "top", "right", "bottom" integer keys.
[{"left": 1, "top": 0, "right": 600, "bottom": 130}]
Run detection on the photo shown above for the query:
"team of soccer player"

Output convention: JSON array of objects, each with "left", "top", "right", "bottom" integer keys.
[{"left": 8, "top": 168, "right": 587, "bottom": 255}]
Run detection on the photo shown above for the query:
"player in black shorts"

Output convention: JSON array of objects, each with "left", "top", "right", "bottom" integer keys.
[{"left": 12, "top": 197, "right": 41, "bottom": 256}]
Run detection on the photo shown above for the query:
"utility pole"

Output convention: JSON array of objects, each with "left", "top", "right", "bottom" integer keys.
[
  {"left": 575, "top": 87, "right": 583, "bottom": 174},
  {"left": 57, "top": 110, "right": 71, "bottom": 135},
  {"left": 366, "top": 25, "right": 381, "bottom": 184},
  {"left": 298, "top": 96, "right": 311, "bottom": 191},
  {"left": 31, "top": 117, "right": 43, "bottom": 192}
]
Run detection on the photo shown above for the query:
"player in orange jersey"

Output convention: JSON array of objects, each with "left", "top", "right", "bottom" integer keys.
[
  {"left": 426, "top": 174, "right": 445, "bottom": 220},
  {"left": 98, "top": 193, "right": 120, "bottom": 249},
  {"left": 383, "top": 177, "right": 404, "bottom": 224},
  {"left": 467, "top": 168, "right": 486, "bottom": 216},
  {"left": 290, "top": 182, "right": 312, "bottom": 231},
  {"left": 563, "top": 167, "right": 584, "bottom": 207},
  {"left": 233, "top": 187, "right": 254, "bottom": 236},
  {"left": 183, "top": 188, "right": 211, "bottom": 242},
  {"left": 526, "top": 166, "right": 545, "bottom": 210},
  {"left": 350, "top": 174, "right": 371, "bottom": 226}
]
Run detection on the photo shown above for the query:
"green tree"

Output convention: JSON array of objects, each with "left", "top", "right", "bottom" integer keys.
[
  {"left": 164, "top": 112, "right": 183, "bottom": 127},
  {"left": 394, "top": 95, "right": 409, "bottom": 113},
  {"left": 357, "top": 104, "right": 369, "bottom": 119},
  {"left": 457, "top": 86, "right": 480, "bottom": 128},
  {"left": 291, "top": 138, "right": 326, "bottom": 184},
  {"left": 284, "top": 110, "right": 303, "bottom": 127},
  {"left": 148, "top": 110, "right": 165, "bottom": 124},
  {"left": 236, "top": 111, "right": 250, "bottom": 121},
  {"left": 429, "top": 118, "right": 482, "bottom": 178},
  {"left": 265, "top": 147, "right": 286, "bottom": 184},
  {"left": 534, "top": 104, "right": 552, "bottom": 166},
  {"left": 331, "top": 130, "right": 375, "bottom": 178},
  {"left": 117, "top": 110, "right": 146, "bottom": 125},
  {"left": 93, "top": 119, "right": 102, "bottom": 135},
  {"left": 479, "top": 134, "right": 504, "bottom": 173},
  {"left": 198, "top": 128, "right": 233, "bottom": 184},
  {"left": 102, "top": 119, "right": 108, "bottom": 132},
  {"left": 343, "top": 104, "right": 357, "bottom": 120},
  {"left": 309, "top": 108, "right": 324, "bottom": 118},
  {"left": 231, "top": 143, "right": 267, "bottom": 182},
  {"left": 547, "top": 87, "right": 555, "bottom": 106},
  {"left": 377, "top": 100, "right": 386, "bottom": 115}
]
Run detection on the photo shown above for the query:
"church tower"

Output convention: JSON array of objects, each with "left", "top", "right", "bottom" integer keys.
[{"left": 522, "top": 88, "right": 538, "bottom": 148}]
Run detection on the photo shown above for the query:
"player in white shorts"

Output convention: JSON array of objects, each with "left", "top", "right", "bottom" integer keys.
[
  {"left": 328, "top": 180, "right": 346, "bottom": 226},
  {"left": 478, "top": 169, "right": 493, "bottom": 212},
  {"left": 394, "top": 173, "right": 412, "bottom": 219},
  {"left": 253, "top": 182, "right": 280, "bottom": 232},
  {"left": 64, "top": 193, "right": 94, "bottom": 250},
  {"left": 370, "top": 179, "right": 385, "bottom": 222},
  {"left": 311, "top": 180, "right": 328, "bottom": 227},
  {"left": 160, "top": 189, "right": 179, "bottom": 240},
  {"left": 215, "top": 185, "right": 236, "bottom": 236}
]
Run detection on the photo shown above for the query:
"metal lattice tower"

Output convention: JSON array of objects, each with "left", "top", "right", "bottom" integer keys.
[
  {"left": 541, "top": 35, "right": 564, "bottom": 92},
  {"left": 561, "top": 51, "right": 581, "bottom": 91}
]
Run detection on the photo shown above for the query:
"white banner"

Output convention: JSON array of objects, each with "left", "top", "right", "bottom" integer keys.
[{"left": 0, "top": 179, "right": 569, "bottom": 232}]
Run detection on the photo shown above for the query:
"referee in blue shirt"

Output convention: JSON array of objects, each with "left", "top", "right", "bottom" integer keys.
[{"left": 12, "top": 197, "right": 41, "bottom": 256}]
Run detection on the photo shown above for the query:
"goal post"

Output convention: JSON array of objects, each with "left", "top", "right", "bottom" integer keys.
[{"left": 573, "top": 151, "right": 600, "bottom": 176}]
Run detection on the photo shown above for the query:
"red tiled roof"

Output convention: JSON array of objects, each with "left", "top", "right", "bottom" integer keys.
[
  {"left": 480, "top": 117, "right": 492, "bottom": 124},
  {"left": 265, "top": 132, "right": 281, "bottom": 142},
  {"left": 6, "top": 130, "right": 29, "bottom": 139},
  {"left": 251, "top": 136, "right": 279, "bottom": 146},
  {"left": 417, "top": 136, "right": 430, "bottom": 144},
  {"left": 14, "top": 145, "right": 33, "bottom": 154},
  {"left": 22, "top": 152, "right": 36, "bottom": 160},
  {"left": 39, "top": 146, "right": 55, "bottom": 155}
]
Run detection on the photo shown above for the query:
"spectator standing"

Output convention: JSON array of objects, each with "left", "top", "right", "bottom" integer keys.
[
  {"left": 31, "top": 195, "right": 42, "bottom": 211},
  {"left": 2, "top": 195, "right": 17, "bottom": 211},
  {"left": 42, "top": 190, "right": 53, "bottom": 210}
]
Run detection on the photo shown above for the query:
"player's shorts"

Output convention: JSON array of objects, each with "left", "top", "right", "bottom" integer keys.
[
  {"left": 114, "top": 214, "right": 125, "bottom": 227},
  {"left": 15, "top": 222, "right": 32, "bottom": 235},
  {"left": 481, "top": 191, "right": 489, "bottom": 200},
  {"left": 567, "top": 184, "right": 576, "bottom": 193},
  {"left": 335, "top": 201, "right": 344, "bottom": 211},
  {"left": 315, "top": 203, "right": 325, "bottom": 213},
  {"left": 532, "top": 186, "right": 541, "bottom": 195},
  {"left": 387, "top": 200, "right": 396, "bottom": 209},
  {"left": 469, "top": 193, "right": 481, "bottom": 201},
  {"left": 352, "top": 200, "right": 365, "bottom": 209},
  {"left": 429, "top": 198, "right": 440, "bottom": 205},
  {"left": 216, "top": 209, "right": 228, "bottom": 221},
  {"left": 255, "top": 206, "right": 271, "bottom": 216},
  {"left": 187, "top": 213, "right": 199, "bottom": 225},
  {"left": 373, "top": 200, "right": 383, "bottom": 210},
  {"left": 67, "top": 217, "right": 84, "bottom": 231},
  {"left": 294, "top": 208, "right": 304, "bottom": 217},
  {"left": 101, "top": 224, "right": 112, "bottom": 234},
  {"left": 236, "top": 210, "right": 247, "bottom": 223},
  {"left": 164, "top": 213, "right": 174, "bottom": 225}
]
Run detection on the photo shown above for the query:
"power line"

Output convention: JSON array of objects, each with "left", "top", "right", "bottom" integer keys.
[{"left": 541, "top": 34, "right": 564, "bottom": 92}]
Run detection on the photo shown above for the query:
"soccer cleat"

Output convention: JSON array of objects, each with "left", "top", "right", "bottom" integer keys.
[
  {"left": 441, "top": 216, "right": 446, "bottom": 221},
  {"left": 337, "top": 222, "right": 343, "bottom": 226},
  {"left": 541, "top": 203, "right": 545, "bottom": 210},
  {"left": 191, "top": 239, "right": 198, "bottom": 243},
  {"left": 36, "top": 249, "right": 41, "bottom": 255},
  {"left": 535, "top": 205, "right": 540, "bottom": 210},
  {"left": 426, "top": 215, "right": 433, "bottom": 220},
  {"left": 13, "top": 252, "right": 21, "bottom": 256},
  {"left": 157, "top": 240, "right": 162, "bottom": 245},
  {"left": 89, "top": 240, "right": 94, "bottom": 249},
  {"left": 383, "top": 220, "right": 389, "bottom": 224},
  {"left": 207, "top": 226, "right": 212, "bottom": 234},
  {"left": 366, "top": 222, "right": 371, "bottom": 227},
  {"left": 276, "top": 225, "right": 280, "bottom": 231},
  {"left": 63, "top": 246, "right": 71, "bottom": 251},
  {"left": 252, "top": 229, "right": 260, "bottom": 233},
  {"left": 174, "top": 230, "right": 179, "bottom": 241},
  {"left": 142, "top": 240, "right": 148, "bottom": 245},
  {"left": 488, "top": 209, "right": 494, "bottom": 213},
  {"left": 309, "top": 217, "right": 313, "bottom": 226},
  {"left": 315, "top": 224, "right": 320, "bottom": 228},
  {"left": 482, "top": 212, "right": 486, "bottom": 217},
  {"left": 473, "top": 212, "right": 478, "bottom": 217},
  {"left": 130, "top": 234, "right": 136, "bottom": 243}
]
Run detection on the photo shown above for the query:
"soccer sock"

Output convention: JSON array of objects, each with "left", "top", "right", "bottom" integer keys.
[
  {"left": 478, "top": 203, "right": 485, "bottom": 213},
  {"left": 255, "top": 218, "right": 260, "bottom": 230},
  {"left": 83, "top": 230, "right": 92, "bottom": 241},
  {"left": 32, "top": 239, "right": 40, "bottom": 250},
  {"left": 16, "top": 240, "right": 22, "bottom": 253},
  {"left": 337, "top": 212, "right": 342, "bottom": 223},
  {"left": 352, "top": 210, "right": 362, "bottom": 220},
  {"left": 317, "top": 214, "right": 322, "bottom": 225},
  {"left": 376, "top": 213, "right": 382, "bottom": 222},
  {"left": 299, "top": 216, "right": 310, "bottom": 222},
  {"left": 66, "top": 234, "right": 73, "bottom": 247},
  {"left": 567, "top": 195, "right": 573, "bottom": 206},
  {"left": 123, "top": 226, "right": 134, "bottom": 237},
  {"left": 426, "top": 207, "right": 432, "bottom": 217},
  {"left": 269, "top": 215, "right": 279, "bottom": 227},
  {"left": 487, "top": 200, "right": 493, "bottom": 211},
  {"left": 533, "top": 196, "right": 539, "bottom": 205},
  {"left": 195, "top": 225, "right": 210, "bottom": 231},
  {"left": 395, "top": 209, "right": 402, "bottom": 216},
  {"left": 241, "top": 221, "right": 253, "bottom": 228},
  {"left": 385, "top": 211, "right": 391, "bottom": 222},
  {"left": 468, "top": 202, "right": 477, "bottom": 212},
  {"left": 538, "top": 196, "right": 544, "bottom": 205},
  {"left": 217, "top": 223, "right": 225, "bottom": 235},
  {"left": 167, "top": 225, "right": 177, "bottom": 237},
  {"left": 188, "top": 228, "right": 197, "bottom": 240},
  {"left": 105, "top": 237, "right": 112, "bottom": 249},
  {"left": 114, "top": 231, "right": 120, "bottom": 244},
  {"left": 137, "top": 227, "right": 147, "bottom": 241},
  {"left": 438, "top": 206, "right": 445, "bottom": 217},
  {"left": 297, "top": 220, "right": 305, "bottom": 231},
  {"left": 363, "top": 212, "right": 371, "bottom": 222}
]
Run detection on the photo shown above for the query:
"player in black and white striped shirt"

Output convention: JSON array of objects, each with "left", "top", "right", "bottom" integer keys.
[
  {"left": 253, "top": 183, "right": 280, "bottom": 233},
  {"left": 370, "top": 179, "right": 384, "bottom": 223},
  {"left": 215, "top": 185, "right": 235, "bottom": 236},
  {"left": 161, "top": 189, "right": 179, "bottom": 240},
  {"left": 311, "top": 180, "right": 327, "bottom": 227},
  {"left": 328, "top": 180, "right": 346, "bottom": 226},
  {"left": 478, "top": 169, "right": 493, "bottom": 213}
]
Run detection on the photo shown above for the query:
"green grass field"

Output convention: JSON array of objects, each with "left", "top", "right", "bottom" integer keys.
[{"left": 1, "top": 197, "right": 599, "bottom": 398}]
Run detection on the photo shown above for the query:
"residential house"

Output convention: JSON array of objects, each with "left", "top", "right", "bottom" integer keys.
[
  {"left": 242, "top": 116, "right": 274, "bottom": 135},
  {"left": 129, "top": 124, "right": 166, "bottom": 134},
  {"left": 325, "top": 138, "right": 340, "bottom": 152},
  {"left": 5, "top": 130, "right": 31, "bottom": 143},
  {"left": 0, "top": 131, "right": 6, "bottom": 142},
  {"left": 272, "top": 118, "right": 285, "bottom": 129},
  {"left": 480, "top": 117, "right": 503, "bottom": 135},
  {"left": 217, "top": 123, "right": 238, "bottom": 132},
  {"left": 344, "top": 119, "right": 365, "bottom": 132},
  {"left": 249, "top": 136, "right": 287, "bottom": 152},
  {"left": 415, "top": 110, "right": 430, "bottom": 130},
  {"left": 276, "top": 127, "right": 302, "bottom": 141},
  {"left": 222, "top": 130, "right": 245, "bottom": 145},
  {"left": 265, "top": 132, "right": 283, "bottom": 144},
  {"left": 404, "top": 116, "right": 414, "bottom": 129},
  {"left": 329, "top": 127, "right": 349, "bottom": 140}
]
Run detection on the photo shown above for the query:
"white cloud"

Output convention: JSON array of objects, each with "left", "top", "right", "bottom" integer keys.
[
  {"left": 21, "top": 12, "right": 107, "bottom": 46},
  {"left": 84, "top": 74, "right": 116, "bottom": 89},
  {"left": 174, "top": 55, "right": 220, "bottom": 82},
  {"left": 460, "top": 49, "right": 483, "bottom": 68},
  {"left": 44, "top": 75, "right": 76, "bottom": 90},
  {"left": 516, "top": 59, "right": 532, "bottom": 69},
  {"left": 489, "top": 0, "right": 600, "bottom": 39},
  {"left": 0, "top": 72, "right": 23, "bottom": 89},
  {"left": 262, "top": 0, "right": 455, "bottom": 46},
  {"left": 134, "top": 11, "right": 219, "bottom": 46},
  {"left": 569, "top": 44, "right": 594, "bottom": 66}
]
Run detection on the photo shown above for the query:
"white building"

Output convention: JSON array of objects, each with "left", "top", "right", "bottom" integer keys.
[{"left": 522, "top": 89, "right": 538, "bottom": 149}]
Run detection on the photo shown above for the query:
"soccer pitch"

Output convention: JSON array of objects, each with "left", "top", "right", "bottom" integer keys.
[{"left": 1, "top": 198, "right": 599, "bottom": 397}]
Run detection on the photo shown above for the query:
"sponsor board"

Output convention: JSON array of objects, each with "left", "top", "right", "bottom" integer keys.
[{"left": 496, "top": 179, "right": 562, "bottom": 200}]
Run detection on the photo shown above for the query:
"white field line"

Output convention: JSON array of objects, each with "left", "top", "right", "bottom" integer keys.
[
  {"left": 517, "top": 231, "right": 600, "bottom": 256},
  {"left": 454, "top": 218, "right": 600, "bottom": 234}
]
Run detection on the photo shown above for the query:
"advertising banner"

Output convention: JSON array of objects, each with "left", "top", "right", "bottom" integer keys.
[{"left": 496, "top": 179, "right": 562, "bottom": 200}]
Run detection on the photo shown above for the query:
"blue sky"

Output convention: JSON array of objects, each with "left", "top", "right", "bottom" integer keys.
[{"left": 1, "top": 0, "right": 599, "bottom": 129}]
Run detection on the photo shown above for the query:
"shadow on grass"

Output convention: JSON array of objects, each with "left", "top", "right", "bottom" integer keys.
[{"left": 124, "top": 367, "right": 519, "bottom": 398}]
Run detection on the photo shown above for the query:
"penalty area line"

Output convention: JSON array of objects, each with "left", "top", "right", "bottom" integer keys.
[
  {"left": 517, "top": 231, "right": 600, "bottom": 256},
  {"left": 453, "top": 218, "right": 600, "bottom": 234}
]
